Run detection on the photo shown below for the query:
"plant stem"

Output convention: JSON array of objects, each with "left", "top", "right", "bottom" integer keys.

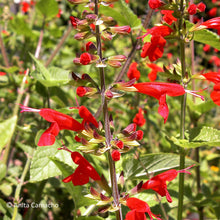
[
  {"left": 45, "top": 24, "right": 72, "bottom": 67},
  {"left": 12, "top": 149, "right": 34, "bottom": 220},
  {"left": 0, "top": 25, "right": 10, "bottom": 67},
  {"left": 178, "top": 0, "right": 187, "bottom": 218},
  {"left": 94, "top": 1, "right": 122, "bottom": 219},
  {"left": 2, "top": 69, "right": 29, "bottom": 165}
]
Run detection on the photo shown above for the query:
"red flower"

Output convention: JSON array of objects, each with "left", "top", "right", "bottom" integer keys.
[
  {"left": 125, "top": 197, "right": 161, "bottom": 220},
  {"left": 133, "top": 108, "right": 146, "bottom": 127},
  {"left": 211, "top": 83, "right": 220, "bottom": 105},
  {"left": 142, "top": 166, "right": 193, "bottom": 203},
  {"left": 208, "top": 7, "right": 217, "bottom": 17},
  {"left": 78, "top": 106, "right": 99, "bottom": 128},
  {"left": 198, "top": 17, "right": 220, "bottom": 30},
  {"left": 140, "top": 26, "right": 173, "bottom": 62},
  {"left": 111, "top": 150, "right": 121, "bottom": 161},
  {"left": 203, "top": 44, "right": 211, "bottom": 52},
  {"left": 202, "top": 71, "right": 220, "bottom": 84},
  {"left": 69, "top": 16, "right": 80, "bottom": 28},
  {"left": 197, "top": 2, "right": 206, "bottom": 12},
  {"left": 21, "top": 2, "right": 30, "bottom": 13},
  {"left": 134, "top": 82, "right": 185, "bottom": 123},
  {"left": 148, "top": 0, "right": 163, "bottom": 9},
  {"left": 62, "top": 151, "right": 101, "bottom": 185},
  {"left": 147, "top": 63, "right": 163, "bottom": 81},
  {"left": 0, "top": 72, "right": 6, "bottom": 76},
  {"left": 141, "top": 35, "right": 166, "bottom": 62},
  {"left": 134, "top": 82, "right": 203, "bottom": 123},
  {"left": 209, "top": 55, "right": 220, "bottom": 66},
  {"left": 80, "top": 53, "right": 92, "bottom": 65},
  {"left": 188, "top": 3, "right": 197, "bottom": 15},
  {"left": 20, "top": 105, "right": 84, "bottom": 146},
  {"left": 127, "top": 62, "right": 140, "bottom": 81},
  {"left": 161, "top": 10, "right": 177, "bottom": 25}
]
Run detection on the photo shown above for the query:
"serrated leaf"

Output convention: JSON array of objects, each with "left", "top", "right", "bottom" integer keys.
[
  {"left": 186, "top": 21, "right": 220, "bottom": 50},
  {"left": 36, "top": 0, "right": 59, "bottom": 19},
  {"left": 30, "top": 140, "right": 75, "bottom": 182},
  {"left": 50, "top": 157, "right": 96, "bottom": 209},
  {"left": 168, "top": 126, "right": 220, "bottom": 149},
  {"left": 100, "top": 0, "right": 141, "bottom": 28},
  {"left": 122, "top": 153, "right": 196, "bottom": 180},
  {"left": 30, "top": 53, "right": 70, "bottom": 87},
  {"left": 0, "top": 116, "right": 17, "bottom": 153}
]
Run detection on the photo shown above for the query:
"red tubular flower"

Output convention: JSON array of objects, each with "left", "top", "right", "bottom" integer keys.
[
  {"left": 193, "top": 17, "right": 220, "bottom": 31},
  {"left": 142, "top": 165, "right": 194, "bottom": 203},
  {"left": 147, "top": 63, "right": 163, "bottom": 82},
  {"left": 202, "top": 71, "right": 220, "bottom": 84},
  {"left": 62, "top": 151, "right": 101, "bottom": 185},
  {"left": 78, "top": 106, "right": 99, "bottom": 128},
  {"left": 134, "top": 82, "right": 204, "bottom": 123},
  {"left": 148, "top": 0, "right": 164, "bottom": 9},
  {"left": 161, "top": 10, "right": 177, "bottom": 25},
  {"left": 134, "top": 82, "right": 185, "bottom": 123},
  {"left": 211, "top": 83, "right": 220, "bottom": 105},
  {"left": 127, "top": 62, "right": 140, "bottom": 81},
  {"left": 125, "top": 197, "right": 161, "bottom": 220},
  {"left": 133, "top": 108, "right": 146, "bottom": 127},
  {"left": 20, "top": 105, "right": 84, "bottom": 146}
]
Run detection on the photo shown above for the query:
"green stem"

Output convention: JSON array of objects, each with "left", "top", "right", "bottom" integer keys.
[
  {"left": 94, "top": 1, "right": 122, "bottom": 219},
  {"left": 178, "top": 0, "right": 187, "bottom": 217},
  {"left": 12, "top": 149, "right": 34, "bottom": 220},
  {"left": 2, "top": 69, "right": 29, "bottom": 165}
]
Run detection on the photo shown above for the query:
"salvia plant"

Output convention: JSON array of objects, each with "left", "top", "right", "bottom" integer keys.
[{"left": 0, "top": 0, "right": 220, "bottom": 219}]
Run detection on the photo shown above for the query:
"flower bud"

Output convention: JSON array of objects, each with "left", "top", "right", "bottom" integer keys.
[
  {"left": 74, "top": 31, "right": 93, "bottom": 40},
  {"left": 107, "top": 60, "right": 122, "bottom": 68},
  {"left": 111, "top": 150, "right": 121, "bottom": 161},
  {"left": 86, "top": 41, "right": 97, "bottom": 52},
  {"left": 108, "top": 55, "right": 127, "bottom": 62},
  {"left": 109, "top": 25, "right": 131, "bottom": 34},
  {"left": 86, "top": 14, "right": 98, "bottom": 22},
  {"left": 188, "top": 4, "right": 197, "bottom": 15}
]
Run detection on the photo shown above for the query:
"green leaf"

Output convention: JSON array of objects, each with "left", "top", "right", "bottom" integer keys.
[
  {"left": 50, "top": 157, "right": 96, "bottom": 209},
  {"left": 168, "top": 126, "right": 220, "bottom": 149},
  {"left": 100, "top": 0, "right": 141, "bottom": 28},
  {"left": 0, "top": 183, "right": 12, "bottom": 196},
  {"left": 9, "top": 16, "right": 35, "bottom": 37},
  {"left": 30, "top": 53, "right": 70, "bottom": 87},
  {"left": 122, "top": 153, "right": 196, "bottom": 180},
  {"left": 186, "top": 21, "right": 220, "bottom": 50},
  {"left": 0, "top": 163, "right": 7, "bottom": 181},
  {"left": 36, "top": 0, "right": 59, "bottom": 19},
  {"left": 0, "top": 116, "right": 17, "bottom": 153},
  {"left": 30, "top": 138, "right": 75, "bottom": 182}
]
